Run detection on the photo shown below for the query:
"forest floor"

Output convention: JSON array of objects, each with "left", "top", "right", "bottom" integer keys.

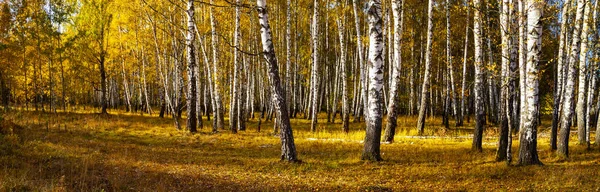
[{"left": 1, "top": 109, "right": 600, "bottom": 191}]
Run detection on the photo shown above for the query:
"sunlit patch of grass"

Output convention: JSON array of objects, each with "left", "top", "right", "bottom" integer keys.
[{"left": 0, "top": 110, "right": 599, "bottom": 191}]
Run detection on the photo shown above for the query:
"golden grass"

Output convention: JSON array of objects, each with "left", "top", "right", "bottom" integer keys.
[{"left": 1, "top": 110, "right": 599, "bottom": 191}]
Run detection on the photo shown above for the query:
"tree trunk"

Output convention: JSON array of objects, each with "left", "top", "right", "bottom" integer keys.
[
  {"left": 576, "top": 0, "right": 592, "bottom": 145},
  {"left": 210, "top": 0, "right": 225, "bottom": 130},
  {"left": 459, "top": 0, "right": 470, "bottom": 127},
  {"left": 256, "top": 0, "right": 299, "bottom": 162},
  {"left": 518, "top": 0, "right": 526, "bottom": 131},
  {"left": 518, "top": 0, "right": 543, "bottom": 165},
  {"left": 496, "top": 0, "right": 511, "bottom": 161},
  {"left": 362, "top": 0, "right": 384, "bottom": 162},
  {"left": 310, "top": 0, "right": 319, "bottom": 132},
  {"left": 416, "top": 0, "right": 434, "bottom": 135},
  {"left": 551, "top": 0, "right": 571, "bottom": 150},
  {"left": 472, "top": 0, "right": 485, "bottom": 152},
  {"left": 559, "top": 0, "right": 587, "bottom": 158},
  {"left": 384, "top": 0, "right": 404, "bottom": 142},
  {"left": 353, "top": 0, "right": 368, "bottom": 123},
  {"left": 185, "top": 0, "right": 197, "bottom": 133},
  {"left": 337, "top": 16, "right": 350, "bottom": 133},
  {"left": 230, "top": 0, "right": 241, "bottom": 133},
  {"left": 100, "top": 57, "right": 108, "bottom": 114}
]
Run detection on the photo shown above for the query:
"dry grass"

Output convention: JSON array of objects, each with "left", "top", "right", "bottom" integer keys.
[{"left": 1, "top": 109, "right": 599, "bottom": 191}]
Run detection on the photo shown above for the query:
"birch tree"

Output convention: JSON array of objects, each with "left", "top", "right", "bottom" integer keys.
[
  {"left": 337, "top": 15, "right": 350, "bottom": 133},
  {"left": 559, "top": 0, "right": 587, "bottom": 158},
  {"left": 518, "top": 0, "right": 543, "bottom": 165},
  {"left": 551, "top": 0, "right": 570, "bottom": 150},
  {"left": 310, "top": 0, "right": 319, "bottom": 132},
  {"left": 576, "top": 0, "right": 592, "bottom": 144},
  {"left": 384, "top": 0, "right": 404, "bottom": 142},
  {"left": 459, "top": 0, "right": 470, "bottom": 127},
  {"left": 416, "top": 0, "right": 434, "bottom": 135},
  {"left": 472, "top": 0, "right": 485, "bottom": 151},
  {"left": 185, "top": 0, "right": 197, "bottom": 133},
  {"left": 229, "top": 0, "right": 241, "bottom": 133},
  {"left": 353, "top": 0, "right": 368, "bottom": 123},
  {"left": 256, "top": 0, "right": 299, "bottom": 162},
  {"left": 362, "top": 0, "right": 384, "bottom": 162},
  {"left": 445, "top": 0, "right": 458, "bottom": 127},
  {"left": 497, "top": 0, "right": 511, "bottom": 161},
  {"left": 210, "top": 0, "right": 225, "bottom": 130}
]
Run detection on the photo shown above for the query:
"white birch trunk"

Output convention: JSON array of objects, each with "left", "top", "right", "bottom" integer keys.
[
  {"left": 559, "top": 0, "right": 587, "bottom": 157},
  {"left": 416, "top": 0, "right": 434, "bottom": 135},
  {"left": 518, "top": 0, "right": 543, "bottom": 165},
  {"left": 472, "top": 0, "right": 485, "bottom": 151},
  {"left": 362, "top": 0, "right": 384, "bottom": 161},
  {"left": 310, "top": 0, "right": 319, "bottom": 132},
  {"left": 230, "top": 0, "right": 241, "bottom": 133},
  {"left": 256, "top": 0, "right": 298, "bottom": 162},
  {"left": 551, "top": 0, "right": 571, "bottom": 150},
  {"left": 210, "top": 0, "right": 225, "bottom": 130},
  {"left": 384, "top": 0, "right": 404, "bottom": 142},
  {"left": 459, "top": 0, "right": 470, "bottom": 126},
  {"left": 337, "top": 16, "right": 350, "bottom": 133},
  {"left": 576, "top": 0, "right": 591, "bottom": 144},
  {"left": 353, "top": 0, "right": 368, "bottom": 122},
  {"left": 185, "top": 0, "right": 198, "bottom": 133},
  {"left": 518, "top": 0, "right": 527, "bottom": 131}
]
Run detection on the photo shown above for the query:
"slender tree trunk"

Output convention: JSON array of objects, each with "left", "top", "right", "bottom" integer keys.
[
  {"left": 416, "top": 0, "right": 434, "bottom": 135},
  {"left": 310, "top": 0, "right": 320, "bottom": 132},
  {"left": 100, "top": 57, "right": 108, "bottom": 114},
  {"left": 337, "top": 16, "right": 350, "bottom": 133},
  {"left": 384, "top": 0, "right": 404, "bottom": 142},
  {"left": 286, "top": 0, "right": 293, "bottom": 115},
  {"left": 230, "top": 0, "right": 242, "bottom": 133},
  {"left": 459, "top": 0, "right": 470, "bottom": 126},
  {"left": 506, "top": 0, "right": 518, "bottom": 162},
  {"left": 576, "top": 0, "right": 592, "bottom": 145},
  {"left": 209, "top": 0, "right": 225, "bottom": 130},
  {"left": 256, "top": 0, "right": 298, "bottom": 162},
  {"left": 185, "top": 0, "right": 198, "bottom": 133},
  {"left": 518, "top": 0, "right": 526, "bottom": 131},
  {"left": 472, "top": 0, "right": 485, "bottom": 151},
  {"left": 353, "top": 0, "right": 368, "bottom": 123},
  {"left": 446, "top": 0, "right": 458, "bottom": 127},
  {"left": 551, "top": 0, "right": 571, "bottom": 150},
  {"left": 497, "top": 0, "right": 511, "bottom": 161},
  {"left": 559, "top": 0, "right": 587, "bottom": 158}
]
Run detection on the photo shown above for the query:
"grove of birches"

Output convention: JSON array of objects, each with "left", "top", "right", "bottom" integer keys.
[{"left": 1, "top": 0, "right": 600, "bottom": 167}]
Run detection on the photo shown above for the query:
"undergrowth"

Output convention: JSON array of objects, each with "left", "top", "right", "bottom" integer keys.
[{"left": 0, "top": 109, "right": 599, "bottom": 191}]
